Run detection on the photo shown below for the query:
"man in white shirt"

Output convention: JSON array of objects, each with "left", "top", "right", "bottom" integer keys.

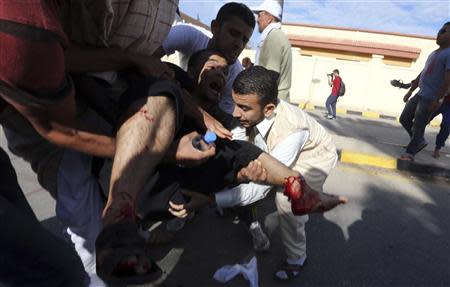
[
  {"left": 251, "top": 0, "right": 292, "bottom": 102},
  {"left": 154, "top": 2, "right": 255, "bottom": 116},
  {"left": 215, "top": 66, "right": 345, "bottom": 282}
]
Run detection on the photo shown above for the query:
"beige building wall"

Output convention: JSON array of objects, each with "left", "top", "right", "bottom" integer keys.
[{"left": 241, "top": 24, "right": 439, "bottom": 117}]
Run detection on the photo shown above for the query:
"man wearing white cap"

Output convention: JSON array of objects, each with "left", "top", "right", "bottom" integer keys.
[
  {"left": 250, "top": 1, "right": 303, "bottom": 282},
  {"left": 251, "top": 0, "right": 292, "bottom": 102}
]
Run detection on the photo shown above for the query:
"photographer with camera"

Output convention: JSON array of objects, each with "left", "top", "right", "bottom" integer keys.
[{"left": 324, "top": 69, "right": 342, "bottom": 119}]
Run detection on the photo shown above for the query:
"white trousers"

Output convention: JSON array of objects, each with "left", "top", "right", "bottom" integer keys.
[
  {"left": 56, "top": 149, "right": 107, "bottom": 287},
  {"left": 276, "top": 149, "right": 338, "bottom": 260}
]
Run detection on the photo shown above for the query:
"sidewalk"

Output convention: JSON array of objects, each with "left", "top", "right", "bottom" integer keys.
[{"left": 306, "top": 108, "right": 450, "bottom": 179}]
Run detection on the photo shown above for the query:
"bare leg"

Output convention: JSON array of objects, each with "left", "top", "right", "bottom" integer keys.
[
  {"left": 253, "top": 153, "right": 347, "bottom": 215},
  {"left": 255, "top": 153, "right": 299, "bottom": 185},
  {"left": 103, "top": 95, "right": 176, "bottom": 225},
  {"left": 96, "top": 95, "right": 176, "bottom": 283}
]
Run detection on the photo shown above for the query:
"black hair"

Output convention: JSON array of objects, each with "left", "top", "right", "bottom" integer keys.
[
  {"left": 188, "top": 49, "right": 225, "bottom": 70},
  {"left": 232, "top": 66, "right": 279, "bottom": 105},
  {"left": 216, "top": 2, "right": 255, "bottom": 29},
  {"left": 187, "top": 48, "right": 226, "bottom": 79},
  {"left": 333, "top": 69, "right": 339, "bottom": 75},
  {"left": 444, "top": 22, "right": 450, "bottom": 26}
]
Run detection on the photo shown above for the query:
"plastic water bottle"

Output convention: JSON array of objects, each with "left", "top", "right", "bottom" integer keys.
[{"left": 192, "top": 130, "right": 217, "bottom": 150}]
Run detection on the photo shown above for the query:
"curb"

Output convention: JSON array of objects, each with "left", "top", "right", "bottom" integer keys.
[
  {"left": 337, "top": 149, "right": 450, "bottom": 179},
  {"left": 298, "top": 101, "right": 442, "bottom": 127}
]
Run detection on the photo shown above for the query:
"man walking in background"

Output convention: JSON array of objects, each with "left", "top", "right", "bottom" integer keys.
[
  {"left": 325, "top": 69, "right": 342, "bottom": 119},
  {"left": 251, "top": 0, "right": 292, "bottom": 102},
  {"left": 400, "top": 22, "right": 450, "bottom": 160},
  {"left": 430, "top": 88, "right": 450, "bottom": 158}
]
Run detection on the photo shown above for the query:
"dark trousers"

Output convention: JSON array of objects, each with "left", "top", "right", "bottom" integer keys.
[
  {"left": 137, "top": 137, "right": 265, "bottom": 223},
  {"left": 431, "top": 100, "right": 450, "bottom": 150},
  {"left": 325, "top": 94, "right": 338, "bottom": 117},
  {"left": 0, "top": 148, "right": 86, "bottom": 287},
  {"left": 400, "top": 95, "right": 434, "bottom": 155}
]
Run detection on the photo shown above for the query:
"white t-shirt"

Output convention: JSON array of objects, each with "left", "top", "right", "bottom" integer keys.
[{"left": 162, "top": 23, "right": 243, "bottom": 115}]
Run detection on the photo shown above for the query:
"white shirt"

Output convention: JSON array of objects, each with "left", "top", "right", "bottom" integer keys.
[
  {"left": 162, "top": 23, "right": 243, "bottom": 114},
  {"left": 215, "top": 115, "right": 309, "bottom": 207}
]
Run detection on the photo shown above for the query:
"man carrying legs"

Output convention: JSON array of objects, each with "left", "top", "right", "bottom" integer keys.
[
  {"left": 0, "top": 1, "right": 218, "bottom": 285},
  {"left": 191, "top": 66, "right": 345, "bottom": 282}
]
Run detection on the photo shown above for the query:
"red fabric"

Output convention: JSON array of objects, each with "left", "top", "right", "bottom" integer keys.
[
  {"left": 0, "top": 31, "right": 66, "bottom": 95},
  {"left": 0, "top": 0, "right": 67, "bottom": 44},
  {"left": 331, "top": 76, "right": 341, "bottom": 96},
  {"left": 0, "top": 0, "right": 67, "bottom": 112}
]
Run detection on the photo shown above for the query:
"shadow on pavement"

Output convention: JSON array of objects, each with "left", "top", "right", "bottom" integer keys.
[
  {"left": 307, "top": 110, "right": 450, "bottom": 170},
  {"left": 147, "top": 168, "right": 450, "bottom": 287}
]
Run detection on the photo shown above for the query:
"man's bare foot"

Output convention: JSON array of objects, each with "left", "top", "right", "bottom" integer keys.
[
  {"left": 96, "top": 223, "right": 162, "bottom": 284},
  {"left": 432, "top": 149, "right": 440, "bottom": 158},
  {"left": 284, "top": 176, "right": 347, "bottom": 215}
]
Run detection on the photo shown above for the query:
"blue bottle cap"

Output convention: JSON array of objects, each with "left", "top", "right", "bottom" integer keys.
[{"left": 204, "top": 131, "right": 217, "bottom": 144}]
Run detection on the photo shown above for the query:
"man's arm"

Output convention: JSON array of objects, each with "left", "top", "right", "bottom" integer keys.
[
  {"left": 403, "top": 72, "right": 421, "bottom": 102},
  {"left": 168, "top": 130, "right": 310, "bottom": 216},
  {"left": 156, "top": 24, "right": 206, "bottom": 58},
  {"left": 65, "top": 45, "right": 174, "bottom": 79},
  {"left": 1, "top": 44, "right": 175, "bottom": 158},
  {"left": 179, "top": 90, "right": 232, "bottom": 139},
  {"left": 3, "top": 96, "right": 116, "bottom": 158},
  {"left": 214, "top": 130, "right": 310, "bottom": 208},
  {"left": 328, "top": 75, "right": 333, "bottom": 87}
]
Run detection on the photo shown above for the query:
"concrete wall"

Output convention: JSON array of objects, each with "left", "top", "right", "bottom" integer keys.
[{"left": 239, "top": 25, "right": 439, "bottom": 117}]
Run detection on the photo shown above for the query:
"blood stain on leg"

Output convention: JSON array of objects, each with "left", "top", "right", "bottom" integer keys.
[{"left": 140, "top": 109, "right": 155, "bottom": 123}]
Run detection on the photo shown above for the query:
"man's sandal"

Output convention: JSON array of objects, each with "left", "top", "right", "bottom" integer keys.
[{"left": 96, "top": 223, "right": 162, "bottom": 285}]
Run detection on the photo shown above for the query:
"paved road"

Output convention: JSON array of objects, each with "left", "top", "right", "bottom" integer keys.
[
  {"left": 8, "top": 155, "right": 450, "bottom": 286},
  {"left": 2, "top": 115, "right": 450, "bottom": 287},
  {"left": 142, "top": 164, "right": 450, "bottom": 287}
]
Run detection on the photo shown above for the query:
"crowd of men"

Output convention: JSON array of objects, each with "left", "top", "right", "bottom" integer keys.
[{"left": 0, "top": 1, "right": 346, "bottom": 286}]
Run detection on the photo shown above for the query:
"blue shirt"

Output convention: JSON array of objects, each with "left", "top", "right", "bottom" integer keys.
[{"left": 418, "top": 48, "right": 450, "bottom": 100}]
